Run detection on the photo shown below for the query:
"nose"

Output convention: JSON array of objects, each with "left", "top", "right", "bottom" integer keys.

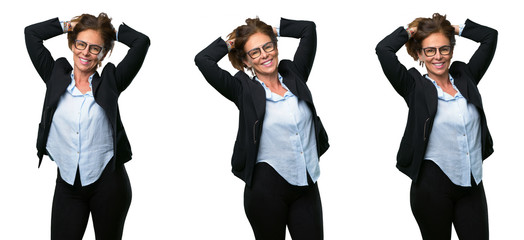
[
  {"left": 81, "top": 47, "right": 91, "bottom": 56},
  {"left": 260, "top": 49, "right": 268, "bottom": 59},
  {"left": 434, "top": 51, "right": 442, "bottom": 60}
]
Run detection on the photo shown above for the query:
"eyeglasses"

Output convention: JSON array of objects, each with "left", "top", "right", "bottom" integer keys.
[
  {"left": 421, "top": 45, "right": 452, "bottom": 57},
  {"left": 74, "top": 40, "right": 104, "bottom": 55},
  {"left": 247, "top": 42, "right": 276, "bottom": 59}
]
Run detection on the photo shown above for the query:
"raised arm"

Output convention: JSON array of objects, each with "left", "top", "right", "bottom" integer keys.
[
  {"left": 375, "top": 27, "right": 416, "bottom": 99},
  {"left": 194, "top": 37, "right": 242, "bottom": 104},
  {"left": 279, "top": 18, "right": 317, "bottom": 82},
  {"left": 460, "top": 19, "right": 498, "bottom": 84},
  {"left": 112, "top": 24, "right": 150, "bottom": 92},
  {"left": 25, "top": 18, "right": 64, "bottom": 83}
]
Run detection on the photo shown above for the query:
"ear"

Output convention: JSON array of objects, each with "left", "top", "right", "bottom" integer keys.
[
  {"left": 97, "top": 51, "right": 108, "bottom": 62},
  {"left": 243, "top": 58, "right": 252, "bottom": 69},
  {"left": 96, "top": 52, "right": 108, "bottom": 68},
  {"left": 417, "top": 51, "right": 424, "bottom": 62}
]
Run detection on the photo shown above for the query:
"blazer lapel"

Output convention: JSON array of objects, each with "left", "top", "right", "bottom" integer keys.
[
  {"left": 280, "top": 68, "right": 313, "bottom": 104},
  {"left": 422, "top": 76, "right": 438, "bottom": 116},
  {"left": 91, "top": 72, "right": 102, "bottom": 97},
  {"left": 48, "top": 71, "right": 72, "bottom": 107},
  {"left": 453, "top": 73, "right": 470, "bottom": 101},
  {"left": 250, "top": 77, "right": 266, "bottom": 120}
]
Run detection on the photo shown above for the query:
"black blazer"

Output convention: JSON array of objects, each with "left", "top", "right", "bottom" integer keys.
[
  {"left": 25, "top": 18, "right": 150, "bottom": 168},
  {"left": 375, "top": 19, "right": 497, "bottom": 182},
  {"left": 195, "top": 18, "right": 329, "bottom": 186}
]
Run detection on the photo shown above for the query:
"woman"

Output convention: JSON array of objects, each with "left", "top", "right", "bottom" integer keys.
[
  {"left": 376, "top": 13, "right": 497, "bottom": 239},
  {"left": 25, "top": 13, "right": 150, "bottom": 239},
  {"left": 195, "top": 17, "right": 329, "bottom": 240}
]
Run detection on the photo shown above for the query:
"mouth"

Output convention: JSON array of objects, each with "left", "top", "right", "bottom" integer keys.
[
  {"left": 79, "top": 57, "right": 92, "bottom": 65},
  {"left": 432, "top": 62, "right": 445, "bottom": 69},
  {"left": 261, "top": 59, "right": 273, "bottom": 67}
]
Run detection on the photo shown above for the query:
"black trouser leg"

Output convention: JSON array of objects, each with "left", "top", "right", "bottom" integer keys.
[
  {"left": 244, "top": 163, "right": 323, "bottom": 240},
  {"left": 410, "top": 161, "right": 488, "bottom": 240}
]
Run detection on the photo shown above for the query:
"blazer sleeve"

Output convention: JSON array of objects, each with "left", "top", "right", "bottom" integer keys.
[
  {"left": 25, "top": 18, "right": 64, "bottom": 83},
  {"left": 194, "top": 37, "right": 242, "bottom": 104},
  {"left": 375, "top": 27, "right": 417, "bottom": 99},
  {"left": 460, "top": 19, "right": 498, "bottom": 84},
  {"left": 279, "top": 18, "right": 317, "bottom": 82},
  {"left": 113, "top": 23, "right": 150, "bottom": 93}
]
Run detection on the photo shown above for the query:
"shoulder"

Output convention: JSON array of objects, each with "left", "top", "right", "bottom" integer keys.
[
  {"left": 278, "top": 59, "right": 298, "bottom": 75},
  {"left": 56, "top": 57, "right": 70, "bottom": 66},
  {"left": 55, "top": 57, "right": 73, "bottom": 73},
  {"left": 100, "top": 62, "right": 116, "bottom": 74},
  {"left": 449, "top": 61, "right": 468, "bottom": 76}
]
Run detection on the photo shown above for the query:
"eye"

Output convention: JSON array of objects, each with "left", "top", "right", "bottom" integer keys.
[
  {"left": 263, "top": 42, "right": 274, "bottom": 51},
  {"left": 76, "top": 41, "right": 87, "bottom": 48},
  {"left": 91, "top": 45, "right": 102, "bottom": 53},
  {"left": 426, "top": 48, "right": 436, "bottom": 54},
  {"left": 248, "top": 49, "right": 260, "bottom": 58},
  {"left": 440, "top": 46, "right": 451, "bottom": 54}
]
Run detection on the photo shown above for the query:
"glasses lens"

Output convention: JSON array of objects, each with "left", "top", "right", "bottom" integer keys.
[
  {"left": 90, "top": 45, "right": 103, "bottom": 55},
  {"left": 263, "top": 42, "right": 275, "bottom": 53},
  {"left": 440, "top": 46, "right": 451, "bottom": 55},
  {"left": 75, "top": 40, "right": 87, "bottom": 50},
  {"left": 424, "top": 48, "right": 436, "bottom": 57},
  {"left": 248, "top": 49, "right": 261, "bottom": 59}
]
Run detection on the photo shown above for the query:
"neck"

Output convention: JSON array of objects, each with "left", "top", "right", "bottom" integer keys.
[
  {"left": 428, "top": 72, "right": 450, "bottom": 87},
  {"left": 74, "top": 68, "right": 94, "bottom": 83},
  {"left": 255, "top": 71, "right": 279, "bottom": 86}
]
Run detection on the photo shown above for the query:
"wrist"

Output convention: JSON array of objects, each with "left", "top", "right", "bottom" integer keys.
[
  {"left": 63, "top": 21, "right": 72, "bottom": 33},
  {"left": 226, "top": 39, "right": 234, "bottom": 51},
  {"left": 406, "top": 27, "right": 416, "bottom": 39}
]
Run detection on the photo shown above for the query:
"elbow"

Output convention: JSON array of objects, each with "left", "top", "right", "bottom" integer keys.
[
  {"left": 143, "top": 35, "right": 151, "bottom": 47},
  {"left": 308, "top": 21, "right": 316, "bottom": 29},
  {"left": 24, "top": 25, "right": 34, "bottom": 37},
  {"left": 491, "top": 29, "right": 498, "bottom": 41},
  {"left": 375, "top": 45, "right": 386, "bottom": 57},
  {"left": 139, "top": 34, "right": 151, "bottom": 49},
  {"left": 194, "top": 52, "right": 205, "bottom": 67}
]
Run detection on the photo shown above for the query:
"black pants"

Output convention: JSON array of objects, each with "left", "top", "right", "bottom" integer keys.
[
  {"left": 244, "top": 163, "right": 323, "bottom": 240},
  {"left": 410, "top": 160, "right": 489, "bottom": 240},
  {"left": 51, "top": 163, "right": 132, "bottom": 240}
]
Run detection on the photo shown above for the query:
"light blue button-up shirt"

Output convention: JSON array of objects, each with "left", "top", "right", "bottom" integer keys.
[
  {"left": 424, "top": 74, "right": 482, "bottom": 187},
  {"left": 46, "top": 73, "right": 114, "bottom": 186},
  {"left": 255, "top": 75, "right": 320, "bottom": 186}
]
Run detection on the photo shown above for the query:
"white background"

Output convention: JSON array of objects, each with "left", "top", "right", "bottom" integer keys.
[{"left": 1, "top": 0, "right": 522, "bottom": 239}]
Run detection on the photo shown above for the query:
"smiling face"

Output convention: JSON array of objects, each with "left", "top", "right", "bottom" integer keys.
[
  {"left": 242, "top": 32, "right": 278, "bottom": 78},
  {"left": 418, "top": 32, "right": 453, "bottom": 80},
  {"left": 72, "top": 29, "right": 105, "bottom": 75}
]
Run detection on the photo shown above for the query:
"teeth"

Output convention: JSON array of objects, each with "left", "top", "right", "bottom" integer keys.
[
  {"left": 262, "top": 60, "right": 272, "bottom": 66},
  {"left": 434, "top": 63, "right": 443, "bottom": 66}
]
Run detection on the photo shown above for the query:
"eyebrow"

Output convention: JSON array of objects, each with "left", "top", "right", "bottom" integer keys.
[
  {"left": 77, "top": 40, "right": 104, "bottom": 47},
  {"left": 422, "top": 45, "right": 451, "bottom": 48},
  {"left": 247, "top": 41, "right": 272, "bottom": 52}
]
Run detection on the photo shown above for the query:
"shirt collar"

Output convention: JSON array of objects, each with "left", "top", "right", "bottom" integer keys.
[
  {"left": 424, "top": 74, "right": 462, "bottom": 100},
  {"left": 68, "top": 73, "right": 95, "bottom": 96},
  {"left": 255, "top": 74, "right": 293, "bottom": 100}
]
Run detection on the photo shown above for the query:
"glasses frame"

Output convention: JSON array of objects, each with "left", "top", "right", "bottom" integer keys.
[
  {"left": 74, "top": 40, "right": 104, "bottom": 55},
  {"left": 421, "top": 45, "right": 453, "bottom": 57},
  {"left": 246, "top": 41, "right": 276, "bottom": 59}
]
